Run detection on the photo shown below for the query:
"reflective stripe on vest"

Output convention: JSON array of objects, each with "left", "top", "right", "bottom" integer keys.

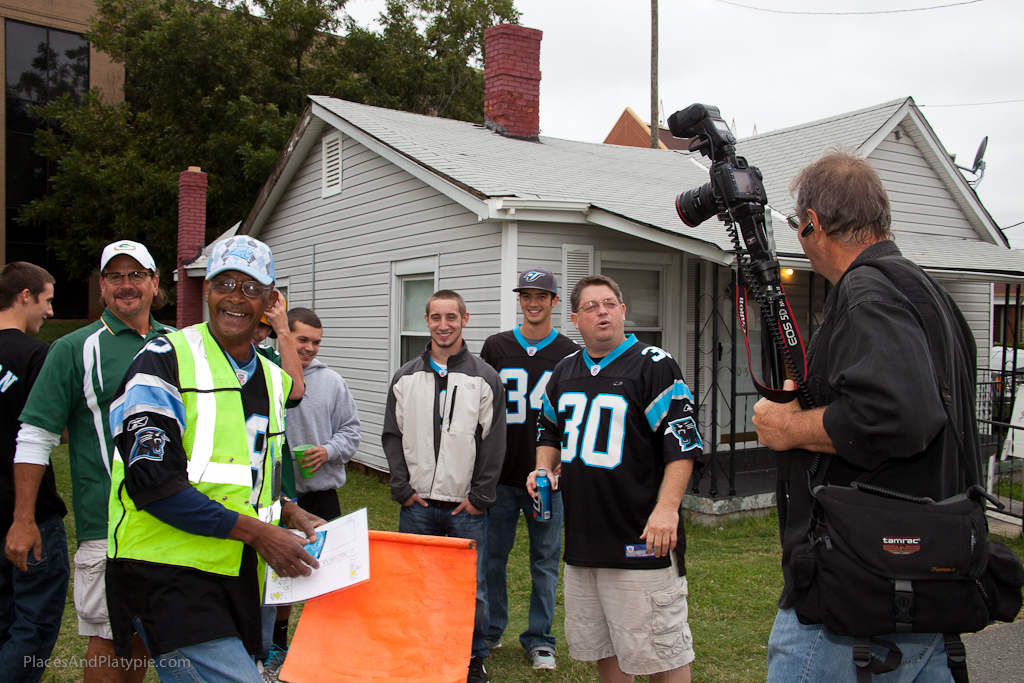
[{"left": 181, "top": 326, "right": 223, "bottom": 485}]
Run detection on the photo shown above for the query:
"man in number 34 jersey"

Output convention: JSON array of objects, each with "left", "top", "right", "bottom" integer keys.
[
  {"left": 480, "top": 268, "right": 578, "bottom": 671},
  {"left": 530, "top": 274, "right": 703, "bottom": 683}
]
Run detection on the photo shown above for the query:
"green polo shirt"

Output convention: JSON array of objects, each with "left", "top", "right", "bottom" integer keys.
[{"left": 20, "top": 309, "right": 174, "bottom": 543}]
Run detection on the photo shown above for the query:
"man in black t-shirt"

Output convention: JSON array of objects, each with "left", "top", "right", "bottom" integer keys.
[
  {"left": 0, "top": 262, "right": 67, "bottom": 683},
  {"left": 480, "top": 268, "right": 577, "bottom": 671}
]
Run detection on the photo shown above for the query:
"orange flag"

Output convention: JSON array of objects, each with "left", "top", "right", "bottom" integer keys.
[{"left": 280, "top": 530, "right": 478, "bottom": 683}]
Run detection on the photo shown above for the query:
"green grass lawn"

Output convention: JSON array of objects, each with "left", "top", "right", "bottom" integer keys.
[
  {"left": 995, "top": 477, "right": 1023, "bottom": 503},
  {"left": 33, "top": 320, "right": 93, "bottom": 345},
  {"left": 41, "top": 449, "right": 1024, "bottom": 683}
]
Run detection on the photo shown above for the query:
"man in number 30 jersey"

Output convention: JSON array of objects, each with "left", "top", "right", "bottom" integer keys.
[{"left": 531, "top": 274, "right": 703, "bottom": 682}]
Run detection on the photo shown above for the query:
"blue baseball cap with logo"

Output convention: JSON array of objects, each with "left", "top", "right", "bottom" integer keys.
[
  {"left": 513, "top": 267, "right": 558, "bottom": 295},
  {"left": 206, "top": 236, "right": 276, "bottom": 285}
]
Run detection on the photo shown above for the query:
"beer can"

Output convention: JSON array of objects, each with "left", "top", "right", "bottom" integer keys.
[{"left": 534, "top": 468, "right": 552, "bottom": 522}]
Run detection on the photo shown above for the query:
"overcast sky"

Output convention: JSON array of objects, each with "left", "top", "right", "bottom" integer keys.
[{"left": 343, "top": 0, "right": 1024, "bottom": 246}]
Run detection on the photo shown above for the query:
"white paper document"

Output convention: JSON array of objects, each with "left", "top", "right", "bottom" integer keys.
[{"left": 264, "top": 507, "right": 370, "bottom": 605}]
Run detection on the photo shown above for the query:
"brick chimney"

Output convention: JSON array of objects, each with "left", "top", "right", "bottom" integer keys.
[
  {"left": 484, "top": 24, "right": 542, "bottom": 140},
  {"left": 177, "top": 166, "right": 207, "bottom": 328}
]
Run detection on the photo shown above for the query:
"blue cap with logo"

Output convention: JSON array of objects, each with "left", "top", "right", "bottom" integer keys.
[
  {"left": 513, "top": 267, "right": 558, "bottom": 295},
  {"left": 206, "top": 236, "right": 276, "bottom": 285}
]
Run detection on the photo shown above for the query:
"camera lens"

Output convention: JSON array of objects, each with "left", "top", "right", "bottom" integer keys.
[{"left": 675, "top": 182, "right": 718, "bottom": 227}]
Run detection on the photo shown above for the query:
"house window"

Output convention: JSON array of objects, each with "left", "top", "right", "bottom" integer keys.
[
  {"left": 400, "top": 277, "right": 434, "bottom": 364},
  {"left": 6, "top": 20, "right": 89, "bottom": 316},
  {"left": 602, "top": 266, "right": 663, "bottom": 348},
  {"left": 391, "top": 256, "right": 439, "bottom": 371},
  {"left": 321, "top": 132, "right": 341, "bottom": 198}
]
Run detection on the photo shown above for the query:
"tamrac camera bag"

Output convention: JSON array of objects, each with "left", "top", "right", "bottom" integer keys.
[
  {"left": 786, "top": 257, "right": 1024, "bottom": 683},
  {"left": 790, "top": 484, "right": 991, "bottom": 636},
  {"left": 789, "top": 482, "right": 1023, "bottom": 683}
]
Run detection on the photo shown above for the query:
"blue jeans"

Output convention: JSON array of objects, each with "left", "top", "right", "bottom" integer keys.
[
  {"left": 133, "top": 617, "right": 263, "bottom": 683},
  {"left": 485, "top": 484, "right": 562, "bottom": 654},
  {"left": 260, "top": 603, "right": 276, "bottom": 660},
  {"left": 767, "top": 608, "right": 954, "bottom": 683},
  {"left": 399, "top": 502, "right": 490, "bottom": 659},
  {"left": 0, "top": 515, "right": 70, "bottom": 683}
]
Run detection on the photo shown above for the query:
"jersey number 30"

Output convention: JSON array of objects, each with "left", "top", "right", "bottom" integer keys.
[
  {"left": 500, "top": 369, "right": 553, "bottom": 425},
  {"left": 558, "top": 393, "right": 627, "bottom": 469}
]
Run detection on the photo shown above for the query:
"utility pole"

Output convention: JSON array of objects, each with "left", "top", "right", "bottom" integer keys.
[{"left": 650, "top": 0, "right": 659, "bottom": 149}]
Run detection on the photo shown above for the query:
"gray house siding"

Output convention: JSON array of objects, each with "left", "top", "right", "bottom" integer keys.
[
  {"left": 868, "top": 126, "right": 977, "bottom": 240},
  {"left": 941, "top": 280, "right": 992, "bottom": 372},
  {"left": 258, "top": 129, "right": 502, "bottom": 472}
]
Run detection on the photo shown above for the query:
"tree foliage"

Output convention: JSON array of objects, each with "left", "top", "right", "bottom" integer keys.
[
  {"left": 20, "top": 0, "right": 519, "bottom": 280},
  {"left": 334, "top": 0, "right": 518, "bottom": 120}
]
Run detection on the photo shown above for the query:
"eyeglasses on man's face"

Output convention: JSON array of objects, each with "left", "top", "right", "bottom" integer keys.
[
  {"left": 577, "top": 298, "right": 621, "bottom": 314},
  {"left": 209, "top": 278, "right": 270, "bottom": 299},
  {"left": 102, "top": 271, "right": 152, "bottom": 285},
  {"left": 786, "top": 214, "right": 802, "bottom": 231}
]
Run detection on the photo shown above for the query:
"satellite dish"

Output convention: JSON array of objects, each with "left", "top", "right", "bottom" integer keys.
[
  {"left": 972, "top": 136, "right": 988, "bottom": 172},
  {"left": 955, "top": 136, "right": 988, "bottom": 188}
]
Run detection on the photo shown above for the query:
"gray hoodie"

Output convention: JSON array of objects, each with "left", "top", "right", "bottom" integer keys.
[{"left": 285, "top": 358, "right": 361, "bottom": 494}]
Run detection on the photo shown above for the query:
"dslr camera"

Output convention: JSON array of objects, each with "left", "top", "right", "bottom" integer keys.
[{"left": 668, "top": 104, "right": 777, "bottom": 286}]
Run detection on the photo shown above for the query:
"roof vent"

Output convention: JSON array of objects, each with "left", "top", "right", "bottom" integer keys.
[{"left": 322, "top": 132, "right": 342, "bottom": 198}]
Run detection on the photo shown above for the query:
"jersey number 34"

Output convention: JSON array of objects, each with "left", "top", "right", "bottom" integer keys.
[{"left": 500, "top": 368, "right": 553, "bottom": 425}]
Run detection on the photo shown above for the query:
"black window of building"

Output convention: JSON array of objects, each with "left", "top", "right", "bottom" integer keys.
[{"left": 6, "top": 20, "right": 89, "bottom": 317}]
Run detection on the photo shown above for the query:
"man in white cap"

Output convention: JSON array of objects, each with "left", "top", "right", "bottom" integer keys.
[
  {"left": 9, "top": 240, "right": 173, "bottom": 682},
  {"left": 105, "top": 235, "right": 320, "bottom": 683}
]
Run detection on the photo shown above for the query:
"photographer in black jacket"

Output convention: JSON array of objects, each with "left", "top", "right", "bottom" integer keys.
[{"left": 753, "top": 149, "right": 980, "bottom": 682}]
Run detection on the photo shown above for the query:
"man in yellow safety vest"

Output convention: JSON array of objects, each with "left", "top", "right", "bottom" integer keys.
[{"left": 106, "top": 235, "right": 321, "bottom": 683}]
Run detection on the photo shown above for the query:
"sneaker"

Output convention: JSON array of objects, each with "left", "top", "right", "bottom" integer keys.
[
  {"left": 530, "top": 648, "right": 556, "bottom": 670},
  {"left": 262, "top": 644, "right": 287, "bottom": 682},
  {"left": 484, "top": 638, "right": 502, "bottom": 651},
  {"left": 467, "top": 655, "right": 489, "bottom": 683}
]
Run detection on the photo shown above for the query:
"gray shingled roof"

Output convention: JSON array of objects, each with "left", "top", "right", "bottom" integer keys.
[
  {"left": 732, "top": 99, "right": 906, "bottom": 216},
  {"left": 307, "top": 96, "right": 1024, "bottom": 279},
  {"left": 313, "top": 96, "right": 722, "bottom": 249}
]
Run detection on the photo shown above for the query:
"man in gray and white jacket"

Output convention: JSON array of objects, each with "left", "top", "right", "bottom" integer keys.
[{"left": 382, "top": 289, "right": 506, "bottom": 683}]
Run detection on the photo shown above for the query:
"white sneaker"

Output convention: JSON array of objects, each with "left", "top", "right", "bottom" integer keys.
[{"left": 530, "top": 648, "right": 556, "bottom": 670}]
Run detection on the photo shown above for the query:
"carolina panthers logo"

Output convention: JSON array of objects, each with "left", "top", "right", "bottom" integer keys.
[
  {"left": 524, "top": 271, "right": 544, "bottom": 283},
  {"left": 128, "top": 427, "right": 169, "bottom": 466},
  {"left": 666, "top": 416, "right": 702, "bottom": 452},
  {"left": 225, "top": 245, "right": 257, "bottom": 265},
  {"left": 144, "top": 336, "right": 173, "bottom": 353}
]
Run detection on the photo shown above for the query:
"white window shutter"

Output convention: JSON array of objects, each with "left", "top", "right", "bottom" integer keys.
[
  {"left": 561, "top": 244, "right": 593, "bottom": 346},
  {"left": 321, "top": 132, "right": 342, "bottom": 198}
]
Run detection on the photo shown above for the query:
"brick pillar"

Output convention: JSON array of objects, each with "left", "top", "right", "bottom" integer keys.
[
  {"left": 177, "top": 167, "right": 207, "bottom": 328},
  {"left": 484, "top": 24, "right": 542, "bottom": 140}
]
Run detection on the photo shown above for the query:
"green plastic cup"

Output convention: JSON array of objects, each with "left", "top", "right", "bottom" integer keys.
[{"left": 294, "top": 445, "right": 315, "bottom": 478}]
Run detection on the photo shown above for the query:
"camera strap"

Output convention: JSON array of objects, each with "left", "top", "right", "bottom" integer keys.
[{"left": 735, "top": 278, "right": 807, "bottom": 404}]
